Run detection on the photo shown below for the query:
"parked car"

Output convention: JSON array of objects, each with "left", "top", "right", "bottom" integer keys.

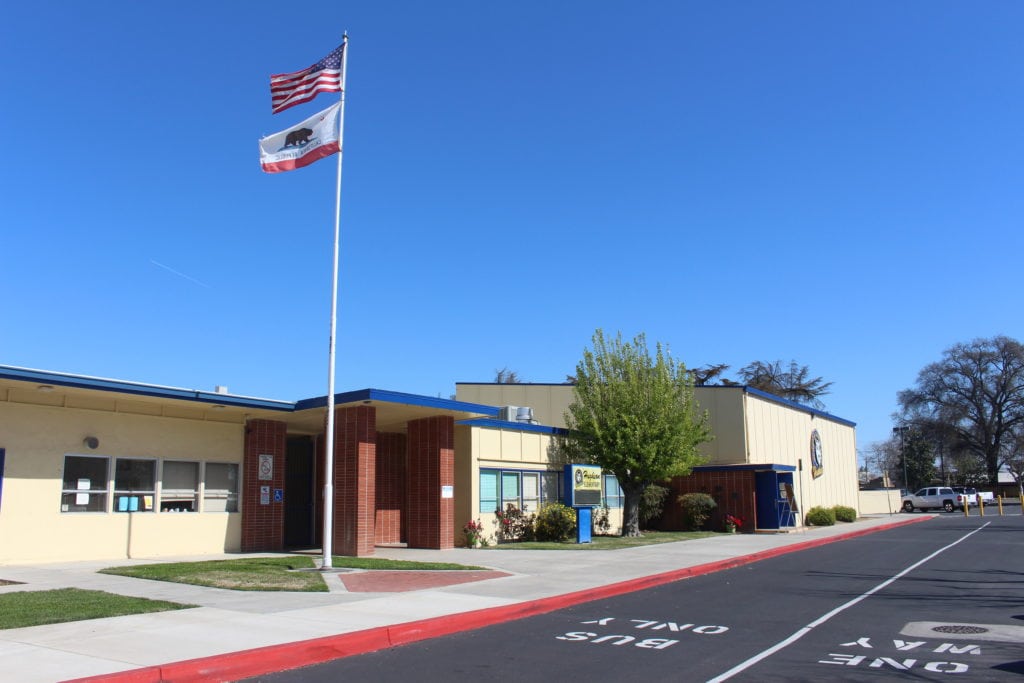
[
  {"left": 951, "top": 486, "right": 995, "bottom": 506},
  {"left": 902, "top": 487, "right": 959, "bottom": 513}
]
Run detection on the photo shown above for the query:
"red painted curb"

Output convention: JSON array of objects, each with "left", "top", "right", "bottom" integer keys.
[{"left": 62, "top": 516, "right": 930, "bottom": 683}]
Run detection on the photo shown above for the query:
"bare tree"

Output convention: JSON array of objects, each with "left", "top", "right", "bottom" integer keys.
[{"left": 898, "top": 336, "right": 1024, "bottom": 486}]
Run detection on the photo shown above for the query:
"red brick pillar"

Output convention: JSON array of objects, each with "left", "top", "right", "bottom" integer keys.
[
  {"left": 241, "top": 419, "right": 287, "bottom": 552},
  {"left": 406, "top": 416, "right": 454, "bottom": 549},
  {"left": 375, "top": 432, "right": 407, "bottom": 545},
  {"left": 334, "top": 405, "right": 376, "bottom": 557}
]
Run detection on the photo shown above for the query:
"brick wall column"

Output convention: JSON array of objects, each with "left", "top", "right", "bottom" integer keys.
[
  {"left": 334, "top": 405, "right": 376, "bottom": 557},
  {"left": 241, "top": 419, "right": 287, "bottom": 552},
  {"left": 375, "top": 432, "right": 407, "bottom": 545},
  {"left": 406, "top": 416, "right": 454, "bottom": 549}
]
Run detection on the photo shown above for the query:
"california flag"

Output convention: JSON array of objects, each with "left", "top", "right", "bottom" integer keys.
[{"left": 259, "top": 102, "right": 341, "bottom": 173}]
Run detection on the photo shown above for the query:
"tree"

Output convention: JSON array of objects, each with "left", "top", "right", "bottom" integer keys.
[
  {"left": 559, "top": 330, "right": 711, "bottom": 537},
  {"left": 737, "top": 360, "right": 833, "bottom": 408},
  {"left": 690, "top": 363, "right": 731, "bottom": 386},
  {"left": 897, "top": 428, "right": 936, "bottom": 492},
  {"left": 898, "top": 336, "right": 1024, "bottom": 486},
  {"left": 494, "top": 367, "right": 522, "bottom": 384}
]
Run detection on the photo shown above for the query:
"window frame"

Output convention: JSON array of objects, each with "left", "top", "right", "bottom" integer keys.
[
  {"left": 113, "top": 457, "right": 157, "bottom": 512},
  {"left": 161, "top": 460, "right": 200, "bottom": 513},
  {"left": 602, "top": 473, "right": 624, "bottom": 508},
  {"left": 203, "top": 462, "right": 240, "bottom": 513},
  {"left": 60, "top": 454, "right": 111, "bottom": 513},
  {"left": 480, "top": 467, "right": 564, "bottom": 514}
]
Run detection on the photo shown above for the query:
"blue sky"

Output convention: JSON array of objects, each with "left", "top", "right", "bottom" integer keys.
[{"left": 2, "top": 2, "right": 1022, "bottom": 455}]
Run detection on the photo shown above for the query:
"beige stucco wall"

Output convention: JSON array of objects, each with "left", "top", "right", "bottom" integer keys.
[
  {"left": 454, "top": 423, "right": 622, "bottom": 544},
  {"left": 858, "top": 489, "right": 902, "bottom": 515},
  {"left": 456, "top": 383, "right": 860, "bottom": 517},
  {"left": 0, "top": 400, "right": 244, "bottom": 564},
  {"left": 454, "top": 384, "right": 749, "bottom": 465},
  {"left": 456, "top": 383, "right": 573, "bottom": 427},
  {"left": 741, "top": 392, "right": 860, "bottom": 515}
]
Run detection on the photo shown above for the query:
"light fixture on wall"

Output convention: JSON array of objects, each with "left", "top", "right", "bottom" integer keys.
[
  {"left": 83, "top": 436, "right": 99, "bottom": 450},
  {"left": 37, "top": 385, "right": 55, "bottom": 393}
]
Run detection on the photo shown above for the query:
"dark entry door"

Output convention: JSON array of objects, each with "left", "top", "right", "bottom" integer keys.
[{"left": 284, "top": 437, "right": 315, "bottom": 548}]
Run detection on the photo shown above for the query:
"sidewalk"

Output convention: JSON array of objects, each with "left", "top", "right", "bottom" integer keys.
[{"left": 0, "top": 515, "right": 925, "bottom": 683}]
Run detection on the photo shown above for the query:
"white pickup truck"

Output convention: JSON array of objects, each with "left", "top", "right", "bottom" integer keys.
[
  {"left": 901, "top": 487, "right": 959, "bottom": 513},
  {"left": 951, "top": 486, "right": 995, "bottom": 507}
]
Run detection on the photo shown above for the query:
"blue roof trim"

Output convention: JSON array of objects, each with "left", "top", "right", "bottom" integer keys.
[
  {"left": 0, "top": 365, "right": 294, "bottom": 411},
  {"left": 454, "top": 381, "right": 574, "bottom": 387},
  {"left": 294, "top": 388, "right": 500, "bottom": 416},
  {"left": 739, "top": 386, "right": 856, "bottom": 427},
  {"left": 457, "top": 418, "right": 565, "bottom": 435},
  {"left": 693, "top": 463, "right": 797, "bottom": 473}
]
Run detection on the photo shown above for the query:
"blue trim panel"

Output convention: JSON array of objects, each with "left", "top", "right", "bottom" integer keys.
[
  {"left": 0, "top": 366, "right": 293, "bottom": 411},
  {"left": 692, "top": 463, "right": 797, "bottom": 473},
  {"left": 457, "top": 418, "right": 566, "bottom": 435},
  {"left": 295, "top": 388, "right": 500, "bottom": 416}
]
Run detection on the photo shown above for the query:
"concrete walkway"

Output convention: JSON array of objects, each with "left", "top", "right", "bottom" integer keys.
[{"left": 0, "top": 515, "right": 924, "bottom": 683}]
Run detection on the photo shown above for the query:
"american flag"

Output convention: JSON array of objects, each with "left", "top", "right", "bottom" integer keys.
[{"left": 270, "top": 43, "right": 344, "bottom": 115}]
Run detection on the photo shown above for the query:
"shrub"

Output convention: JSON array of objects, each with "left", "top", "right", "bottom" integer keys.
[
  {"left": 678, "top": 492, "right": 717, "bottom": 530},
  {"left": 495, "top": 504, "right": 535, "bottom": 542},
  {"left": 832, "top": 505, "right": 856, "bottom": 523},
  {"left": 805, "top": 506, "right": 836, "bottom": 526},
  {"left": 534, "top": 503, "right": 577, "bottom": 542},
  {"left": 640, "top": 484, "right": 670, "bottom": 529}
]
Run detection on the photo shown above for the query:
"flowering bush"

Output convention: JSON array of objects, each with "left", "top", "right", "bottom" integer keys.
[
  {"left": 495, "top": 503, "right": 534, "bottom": 542},
  {"left": 534, "top": 503, "right": 576, "bottom": 542},
  {"left": 463, "top": 518, "right": 485, "bottom": 547},
  {"left": 723, "top": 513, "right": 744, "bottom": 532}
]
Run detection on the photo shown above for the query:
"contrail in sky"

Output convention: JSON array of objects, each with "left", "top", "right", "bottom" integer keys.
[{"left": 150, "top": 259, "right": 210, "bottom": 288}]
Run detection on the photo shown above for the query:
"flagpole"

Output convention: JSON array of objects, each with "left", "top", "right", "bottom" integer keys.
[{"left": 322, "top": 32, "right": 348, "bottom": 571}]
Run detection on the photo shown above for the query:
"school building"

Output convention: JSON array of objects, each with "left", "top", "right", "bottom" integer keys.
[{"left": 0, "top": 367, "right": 858, "bottom": 564}]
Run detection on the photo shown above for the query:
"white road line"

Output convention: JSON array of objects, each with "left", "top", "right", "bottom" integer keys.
[{"left": 706, "top": 522, "right": 990, "bottom": 683}]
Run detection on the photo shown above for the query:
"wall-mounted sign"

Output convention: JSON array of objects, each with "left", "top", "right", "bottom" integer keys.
[
  {"left": 260, "top": 485, "right": 270, "bottom": 505},
  {"left": 273, "top": 488, "right": 283, "bottom": 503},
  {"left": 258, "top": 454, "right": 274, "bottom": 481},
  {"left": 810, "top": 430, "right": 823, "bottom": 479},
  {"left": 441, "top": 485, "right": 453, "bottom": 499},
  {"left": 565, "top": 464, "right": 602, "bottom": 507}
]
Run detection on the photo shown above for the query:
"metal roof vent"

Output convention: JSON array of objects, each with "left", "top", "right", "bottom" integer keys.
[{"left": 516, "top": 406, "right": 536, "bottom": 424}]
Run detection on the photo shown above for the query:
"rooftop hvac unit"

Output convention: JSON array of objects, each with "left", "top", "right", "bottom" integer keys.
[
  {"left": 516, "top": 406, "right": 535, "bottom": 424},
  {"left": 498, "top": 405, "right": 519, "bottom": 421}
]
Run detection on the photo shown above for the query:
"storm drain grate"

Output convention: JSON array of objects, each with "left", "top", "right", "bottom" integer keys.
[{"left": 932, "top": 625, "right": 990, "bottom": 635}]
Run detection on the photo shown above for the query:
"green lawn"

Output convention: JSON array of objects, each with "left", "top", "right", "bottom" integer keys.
[
  {"left": 0, "top": 588, "right": 194, "bottom": 630},
  {"left": 100, "top": 555, "right": 487, "bottom": 592},
  {"left": 486, "top": 529, "right": 719, "bottom": 550}
]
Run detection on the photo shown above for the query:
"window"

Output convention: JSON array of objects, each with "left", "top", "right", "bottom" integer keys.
[
  {"left": 522, "top": 472, "right": 540, "bottom": 512},
  {"left": 479, "top": 469, "right": 498, "bottom": 514},
  {"left": 114, "top": 458, "right": 156, "bottom": 512},
  {"left": 480, "top": 468, "right": 563, "bottom": 513},
  {"left": 204, "top": 462, "right": 239, "bottom": 512},
  {"left": 161, "top": 461, "right": 199, "bottom": 512},
  {"left": 603, "top": 474, "right": 624, "bottom": 508},
  {"left": 61, "top": 455, "right": 109, "bottom": 512},
  {"left": 501, "top": 472, "right": 520, "bottom": 510},
  {"left": 541, "top": 471, "right": 561, "bottom": 505}
]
